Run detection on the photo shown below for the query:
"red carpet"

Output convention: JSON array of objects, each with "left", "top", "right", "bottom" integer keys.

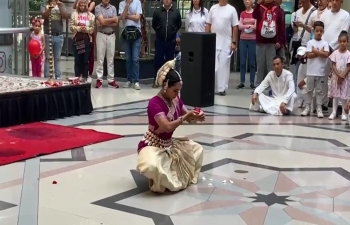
[{"left": 0, "top": 122, "right": 122, "bottom": 166}]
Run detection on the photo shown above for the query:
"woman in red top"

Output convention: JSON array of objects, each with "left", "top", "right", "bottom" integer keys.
[{"left": 237, "top": 0, "right": 256, "bottom": 90}]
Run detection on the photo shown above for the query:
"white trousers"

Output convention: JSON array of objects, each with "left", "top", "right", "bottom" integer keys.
[
  {"left": 249, "top": 93, "right": 297, "bottom": 115},
  {"left": 96, "top": 32, "right": 116, "bottom": 81},
  {"left": 215, "top": 50, "right": 231, "bottom": 93}
]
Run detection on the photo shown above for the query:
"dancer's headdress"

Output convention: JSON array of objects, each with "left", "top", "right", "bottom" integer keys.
[{"left": 156, "top": 59, "right": 182, "bottom": 89}]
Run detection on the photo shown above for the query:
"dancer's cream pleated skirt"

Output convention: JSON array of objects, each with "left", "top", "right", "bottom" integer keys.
[{"left": 136, "top": 138, "right": 204, "bottom": 193}]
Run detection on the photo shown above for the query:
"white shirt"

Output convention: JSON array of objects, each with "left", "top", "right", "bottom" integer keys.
[
  {"left": 118, "top": 0, "right": 143, "bottom": 29},
  {"left": 320, "top": 8, "right": 350, "bottom": 50},
  {"left": 306, "top": 39, "right": 329, "bottom": 76},
  {"left": 254, "top": 69, "right": 295, "bottom": 104},
  {"left": 309, "top": 8, "right": 328, "bottom": 24},
  {"left": 206, "top": 4, "right": 239, "bottom": 51},
  {"left": 77, "top": 12, "right": 90, "bottom": 26},
  {"left": 295, "top": 7, "right": 315, "bottom": 45},
  {"left": 185, "top": 8, "right": 208, "bottom": 32}
]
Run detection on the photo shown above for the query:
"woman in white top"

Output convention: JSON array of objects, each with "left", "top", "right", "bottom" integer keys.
[{"left": 185, "top": 0, "right": 208, "bottom": 32}]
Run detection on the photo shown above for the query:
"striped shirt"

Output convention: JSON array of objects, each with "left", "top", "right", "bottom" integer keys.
[{"left": 239, "top": 11, "right": 256, "bottom": 40}]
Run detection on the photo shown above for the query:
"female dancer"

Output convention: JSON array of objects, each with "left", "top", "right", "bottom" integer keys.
[
  {"left": 184, "top": 0, "right": 208, "bottom": 32},
  {"left": 137, "top": 59, "right": 205, "bottom": 193},
  {"left": 70, "top": 0, "right": 95, "bottom": 82}
]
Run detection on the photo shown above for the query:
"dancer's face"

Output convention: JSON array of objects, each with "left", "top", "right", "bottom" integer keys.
[{"left": 164, "top": 82, "right": 182, "bottom": 99}]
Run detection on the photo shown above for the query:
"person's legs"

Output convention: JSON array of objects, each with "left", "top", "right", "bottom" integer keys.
[
  {"left": 72, "top": 41, "right": 81, "bottom": 77},
  {"left": 301, "top": 76, "right": 316, "bottom": 116},
  {"left": 239, "top": 40, "right": 248, "bottom": 85},
  {"left": 131, "top": 37, "right": 141, "bottom": 89},
  {"left": 123, "top": 37, "right": 133, "bottom": 84},
  {"left": 52, "top": 35, "right": 64, "bottom": 79},
  {"left": 314, "top": 76, "right": 325, "bottom": 117},
  {"left": 106, "top": 33, "right": 116, "bottom": 83},
  {"left": 88, "top": 32, "right": 95, "bottom": 76},
  {"left": 95, "top": 32, "right": 107, "bottom": 82},
  {"left": 153, "top": 39, "right": 166, "bottom": 85},
  {"left": 164, "top": 39, "right": 176, "bottom": 61},
  {"left": 43, "top": 34, "right": 50, "bottom": 78},
  {"left": 247, "top": 40, "right": 256, "bottom": 86},
  {"left": 31, "top": 58, "right": 37, "bottom": 77},
  {"left": 265, "top": 43, "right": 275, "bottom": 73},
  {"left": 82, "top": 37, "right": 90, "bottom": 79},
  {"left": 255, "top": 43, "right": 266, "bottom": 86},
  {"left": 217, "top": 52, "right": 231, "bottom": 94}
]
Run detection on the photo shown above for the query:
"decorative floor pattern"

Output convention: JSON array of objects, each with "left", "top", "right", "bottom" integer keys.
[{"left": 0, "top": 85, "right": 349, "bottom": 225}]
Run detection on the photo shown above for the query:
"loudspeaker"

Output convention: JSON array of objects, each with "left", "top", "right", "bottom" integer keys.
[{"left": 180, "top": 32, "right": 216, "bottom": 107}]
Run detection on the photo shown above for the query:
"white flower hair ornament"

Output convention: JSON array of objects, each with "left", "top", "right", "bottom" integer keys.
[{"left": 156, "top": 59, "right": 176, "bottom": 86}]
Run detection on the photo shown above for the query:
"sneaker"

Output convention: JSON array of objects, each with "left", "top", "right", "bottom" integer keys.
[
  {"left": 123, "top": 81, "right": 132, "bottom": 88},
  {"left": 87, "top": 76, "right": 92, "bottom": 83},
  {"left": 236, "top": 83, "right": 244, "bottom": 89},
  {"left": 250, "top": 83, "right": 256, "bottom": 89},
  {"left": 95, "top": 79, "right": 102, "bottom": 88},
  {"left": 317, "top": 108, "right": 324, "bottom": 118},
  {"left": 108, "top": 80, "right": 119, "bottom": 88},
  {"left": 341, "top": 114, "right": 347, "bottom": 121},
  {"left": 329, "top": 112, "right": 336, "bottom": 120},
  {"left": 134, "top": 82, "right": 141, "bottom": 90},
  {"left": 301, "top": 107, "right": 310, "bottom": 116}
]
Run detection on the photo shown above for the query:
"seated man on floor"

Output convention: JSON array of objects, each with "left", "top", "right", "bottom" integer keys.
[{"left": 249, "top": 55, "right": 297, "bottom": 115}]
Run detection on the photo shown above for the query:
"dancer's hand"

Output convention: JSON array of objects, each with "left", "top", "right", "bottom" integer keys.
[
  {"left": 251, "top": 93, "right": 258, "bottom": 105},
  {"left": 191, "top": 108, "right": 205, "bottom": 122}
]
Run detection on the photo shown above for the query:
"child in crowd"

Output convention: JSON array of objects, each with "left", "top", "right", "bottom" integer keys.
[
  {"left": 297, "top": 46, "right": 316, "bottom": 110},
  {"left": 301, "top": 21, "right": 329, "bottom": 118},
  {"left": 30, "top": 19, "right": 45, "bottom": 77},
  {"left": 328, "top": 31, "right": 350, "bottom": 120},
  {"left": 175, "top": 33, "right": 181, "bottom": 74}
]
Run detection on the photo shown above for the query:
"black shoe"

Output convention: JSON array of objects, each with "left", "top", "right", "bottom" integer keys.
[
  {"left": 236, "top": 83, "right": 244, "bottom": 89},
  {"left": 218, "top": 91, "right": 226, "bottom": 96},
  {"left": 250, "top": 83, "right": 256, "bottom": 89}
]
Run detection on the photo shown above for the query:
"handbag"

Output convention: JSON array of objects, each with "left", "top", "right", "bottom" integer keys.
[
  {"left": 291, "top": 7, "right": 316, "bottom": 65},
  {"left": 122, "top": 26, "right": 141, "bottom": 41}
]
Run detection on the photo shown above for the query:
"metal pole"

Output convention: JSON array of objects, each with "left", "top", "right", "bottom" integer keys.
[
  {"left": 13, "top": 0, "right": 18, "bottom": 74},
  {"left": 47, "top": 6, "right": 55, "bottom": 84}
]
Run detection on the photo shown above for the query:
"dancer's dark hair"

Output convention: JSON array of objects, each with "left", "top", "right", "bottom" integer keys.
[{"left": 163, "top": 69, "right": 182, "bottom": 87}]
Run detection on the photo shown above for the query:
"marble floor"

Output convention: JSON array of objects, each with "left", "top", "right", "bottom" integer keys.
[{"left": 2, "top": 67, "right": 350, "bottom": 225}]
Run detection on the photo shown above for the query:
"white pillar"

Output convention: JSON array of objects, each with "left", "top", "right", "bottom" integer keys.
[{"left": 0, "top": 0, "right": 13, "bottom": 74}]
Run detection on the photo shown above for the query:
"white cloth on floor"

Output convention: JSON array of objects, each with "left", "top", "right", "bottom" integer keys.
[{"left": 249, "top": 69, "right": 296, "bottom": 115}]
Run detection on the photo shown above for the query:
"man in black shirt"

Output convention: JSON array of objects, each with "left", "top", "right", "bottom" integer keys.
[{"left": 152, "top": 0, "right": 182, "bottom": 87}]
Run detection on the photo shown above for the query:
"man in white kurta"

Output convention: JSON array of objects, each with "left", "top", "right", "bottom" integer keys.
[
  {"left": 320, "top": 1, "right": 350, "bottom": 106},
  {"left": 205, "top": 1, "right": 239, "bottom": 96},
  {"left": 250, "top": 56, "right": 297, "bottom": 115}
]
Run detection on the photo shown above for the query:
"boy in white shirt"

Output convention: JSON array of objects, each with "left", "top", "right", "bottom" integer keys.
[{"left": 301, "top": 21, "right": 329, "bottom": 118}]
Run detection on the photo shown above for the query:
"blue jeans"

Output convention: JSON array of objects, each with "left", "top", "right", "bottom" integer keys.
[
  {"left": 239, "top": 39, "right": 256, "bottom": 84},
  {"left": 154, "top": 38, "right": 176, "bottom": 79},
  {"left": 44, "top": 34, "right": 64, "bottom": 79},
  {"left": 123, "top": 37, "right": 141, "bottom": 83}
]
